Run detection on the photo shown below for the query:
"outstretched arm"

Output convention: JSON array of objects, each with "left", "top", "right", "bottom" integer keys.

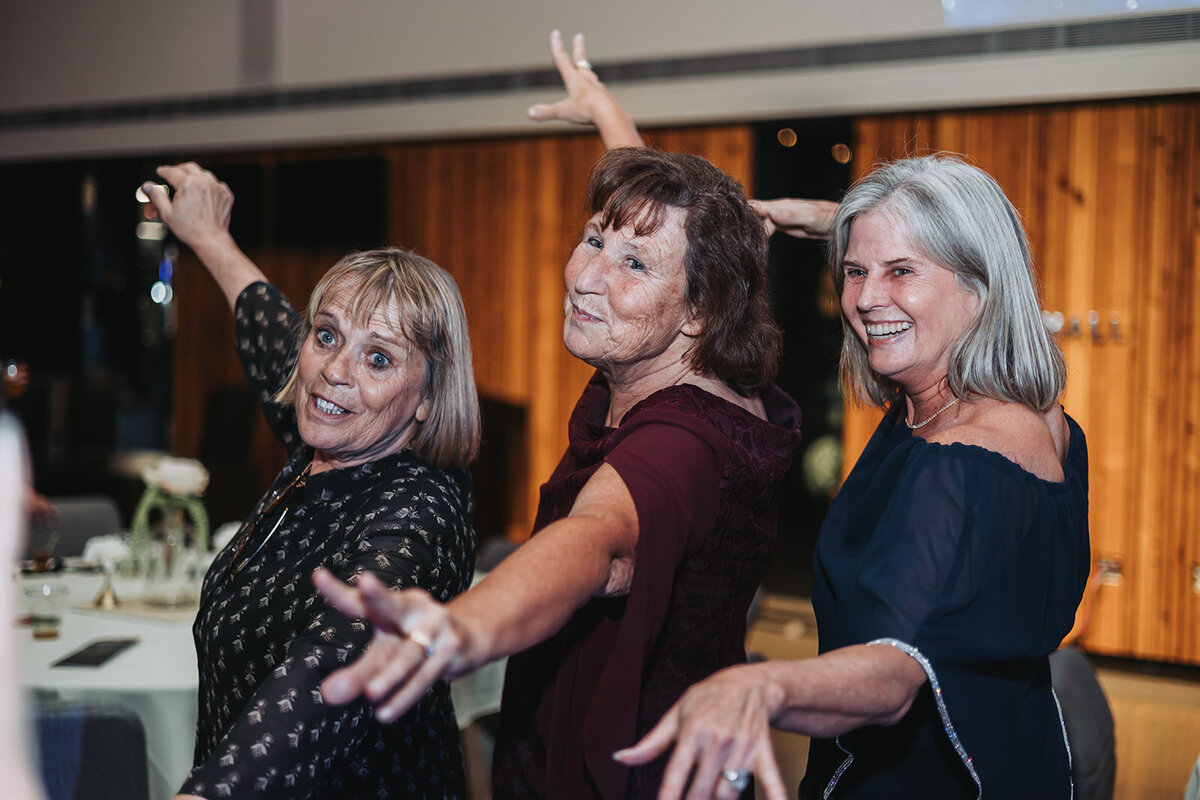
[
  {"left": 527, "top": 30, "right": 643, "bottom": 149},
  {"left": 749, "top": 197, "right": 839, "bottom": 241},
  {"left": 614, "top": 646, "right": 926, "bottom": 800},
  {"left": 143, "top": 163, "right": 266, "bottom": 311},
  {"left": 315, "top": 462, "right": 640, "bottom": 722}
]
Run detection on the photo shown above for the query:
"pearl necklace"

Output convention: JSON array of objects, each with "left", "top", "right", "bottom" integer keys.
[{"left": 906, "top": 396, "right": 960, "bottom": 430}]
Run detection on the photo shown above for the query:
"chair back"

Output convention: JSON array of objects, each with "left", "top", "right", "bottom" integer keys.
[
  {"left": 1050, "top": 647, "right": 1116, "bottom": 800},
  {"left": 34, "top": 699, "right": 150, "bottom": 800},
  {"left": 29, "top": 496, "right": 123, "bottom": 559}
]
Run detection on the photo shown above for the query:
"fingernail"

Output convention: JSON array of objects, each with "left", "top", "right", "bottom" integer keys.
[
  {"left": 376, "top": 706, "right": 394, "bottom": 723},
  {"left": 612, "top": 750, "right": 629, "bottom": 763}
]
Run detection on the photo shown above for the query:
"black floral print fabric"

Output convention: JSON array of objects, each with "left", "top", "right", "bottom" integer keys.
[{"left": 180, "top": 282, "right": 474, "bottom": 800}]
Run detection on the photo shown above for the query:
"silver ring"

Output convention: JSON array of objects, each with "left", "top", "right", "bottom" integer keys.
[
  {"left": 407, "top": 630, "right": 435, "bottom": 658},
  {"left": 575, "top": 59, "right": 593, "bottom": 70},
  {"left": 721, "top": 769, "right": 750, "bottom": 792}
]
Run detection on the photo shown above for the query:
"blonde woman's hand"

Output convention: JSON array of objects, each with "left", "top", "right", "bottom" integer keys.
[{"left": 142, "top": 162, "right": 235, "bottom": 251}]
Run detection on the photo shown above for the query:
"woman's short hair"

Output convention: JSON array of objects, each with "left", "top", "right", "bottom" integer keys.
[
  {"left": 829, "top": 154, "right": 1066, "bottom": 412},
  {"left": 586, "top": 148, "right": 780, "bottom": 396},
  {"left": 276, "top": 248, "right": 480, "bottom": 469}
]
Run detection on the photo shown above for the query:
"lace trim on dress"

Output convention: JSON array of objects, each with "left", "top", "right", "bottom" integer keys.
[{"left": 822, "top": 638, "right": 984, "bottom": 799}]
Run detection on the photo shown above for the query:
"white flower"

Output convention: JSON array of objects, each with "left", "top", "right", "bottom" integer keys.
[
  {"left": 82, "top": 534, "right": 131, "bottom": 571},
  {"left": 142, "top": 456, "right": 209, "bottom": 496}
]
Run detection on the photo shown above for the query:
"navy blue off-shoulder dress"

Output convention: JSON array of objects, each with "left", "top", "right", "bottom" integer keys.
[{"left": 800, "top": 402, "right": 1089, "bottom": 800}]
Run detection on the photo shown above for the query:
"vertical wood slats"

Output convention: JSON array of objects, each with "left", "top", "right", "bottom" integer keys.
[{"left": 845, "top": 96, "right": 1200, "bottom": 664}]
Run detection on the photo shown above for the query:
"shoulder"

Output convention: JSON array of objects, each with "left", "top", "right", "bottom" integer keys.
[{"left": 924, "top": 399, "right": 1065, "bottom": 482}]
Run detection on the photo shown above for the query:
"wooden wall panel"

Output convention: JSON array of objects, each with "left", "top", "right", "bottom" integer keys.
[
  {"left": 845, "top": 96, "right": 1200, "bottom": 664},
  {"left": 382, "top": 126, "right": 756, "bottom": 537}
]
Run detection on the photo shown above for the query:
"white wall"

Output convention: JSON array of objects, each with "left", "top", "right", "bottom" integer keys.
[{"left": 1, "top": 0, "right": 1196, "bottom": 161}]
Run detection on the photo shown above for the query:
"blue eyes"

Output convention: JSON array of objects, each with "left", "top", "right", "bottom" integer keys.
[
  {"left": 627, "top": 258, "right": 646, "bottom": 272},
  {"left": 315, "top": 328, "right": 390, "bottom": 370}
]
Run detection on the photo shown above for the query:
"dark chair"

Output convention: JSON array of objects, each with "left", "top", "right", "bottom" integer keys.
[
  {"left": 34, "top": 699, "right": 150, "bottom": 800},
  {"left": 1050, "top": 647, "right": 1116, "bottom": 800},
  {"left": 29, "top": 495, "right": 123, "bottom": 559}
]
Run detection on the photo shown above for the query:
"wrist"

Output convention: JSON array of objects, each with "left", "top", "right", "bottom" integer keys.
[
  {"left": 755, "top": 661, "right": 792, "bottom": 723},
  {"left": 188, "top": 229, "right": 240, "bottom": 259}
]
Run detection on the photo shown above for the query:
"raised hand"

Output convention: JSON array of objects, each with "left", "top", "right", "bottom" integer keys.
[
  {"left": 527, "top": 30, "right": 643, "bottom": 149},
  {"left": 142, "top": 162, "right": 234, "bottom": 250},
  {"left": 613, "top": 664, "right": 788, "bottom": 800},
  {"left": 314, "top": 568, "right": 480, "bottom": 723},
  {"left": 749, "top": 198, "right": 839, "bottom": 240}
]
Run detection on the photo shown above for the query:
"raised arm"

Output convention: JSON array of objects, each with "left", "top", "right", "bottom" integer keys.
[
  {"left": 613, "top": 646, "right": 927, "bottom": 800},
  {"left": 749, "top": 197, "right": 839, "bottom": 241},
  {"left": 143, "top": 162, "right": 266, "bottom": 311},
  {"left": 527, "top": 30, "right": 644, "bottom": 149},
  {"left": 315, "top": 462, "right": 640, "bottom": 721}
]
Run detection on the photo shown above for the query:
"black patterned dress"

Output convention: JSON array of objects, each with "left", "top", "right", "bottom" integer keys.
[{"left": 179, "top": 282, "right": 474, "bottom": 800}]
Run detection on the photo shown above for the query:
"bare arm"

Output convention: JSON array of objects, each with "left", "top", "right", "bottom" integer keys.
[
  {"left": 527, "top": 31, "right": 644, "bottom": 149},
  {"left": 315, "top": 462, "right": 639, "bottom": 721},
  {"left": 143, "top": 163, "right": 266, "bottom": 311},
  {"left": 614, "top": 645, "right": 926, "bottom": 800},
  {"left": 749, "top": 197, "right": 839, "bottom": 241}
]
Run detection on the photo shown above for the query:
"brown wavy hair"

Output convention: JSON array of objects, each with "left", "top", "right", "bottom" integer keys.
[{"left": 585, "top": 148, "right": 780, "bottom": 395}]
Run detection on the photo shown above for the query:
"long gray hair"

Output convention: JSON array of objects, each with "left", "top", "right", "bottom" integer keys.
[{"left": 830, "top": 154, "right": 1065, "bottom": 411}]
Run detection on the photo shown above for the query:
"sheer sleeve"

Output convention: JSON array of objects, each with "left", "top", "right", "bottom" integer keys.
[
  {"left": 179, "top": 475, "right": 473, "bottom": 799},
  {"left": 233, "top": 282, "right": 304, "bottom": 458},
  {"left": 847, "top": 444, "right": 1081, "bottom": 661}
]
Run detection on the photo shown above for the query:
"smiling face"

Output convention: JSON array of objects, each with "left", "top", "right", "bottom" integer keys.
[
  {"left": 562, "top": 207, "right": 701, "bottom": 380},
  {"left": 840, "top": 208, "right": 979, "bottom": 395},
  {"left": 295, "top": 291, "right": 430, "bottom": 470}
]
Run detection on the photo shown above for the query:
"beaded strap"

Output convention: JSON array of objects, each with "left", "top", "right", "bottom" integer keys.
[{"left": 1051, "top": 688, "right": 1076, "bottom": 800}]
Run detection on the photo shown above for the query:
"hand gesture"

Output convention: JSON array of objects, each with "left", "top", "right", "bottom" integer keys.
[
  {"left": 141, "top": 162, "right": 234, "bottom": 250},
  {"left": 614, "top": 664, "right": 788, "bottom": 800},
  {"left": 314, "top": 568, "right": 478, "bottom": 723},
  {"left": 527, "top": 31, "right": 643, "bottom": 149},
  {"left": 749, "top": 198, "right": 839, "bottom": 240}
]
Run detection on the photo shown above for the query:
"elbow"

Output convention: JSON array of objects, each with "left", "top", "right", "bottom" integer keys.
[
  {"left": 874, "top": 666, "right": 926, "bottom": 727},
  {"left": 877, "top": 685, "right": 920, "bottom": 727}
]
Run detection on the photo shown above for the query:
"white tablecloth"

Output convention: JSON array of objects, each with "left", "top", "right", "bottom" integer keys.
[
  {"left": 19, "top": 571, "right": 198, "bottom": 800},
  {"left": 19, "top": 570, "right": 507, "bottom": 800}
]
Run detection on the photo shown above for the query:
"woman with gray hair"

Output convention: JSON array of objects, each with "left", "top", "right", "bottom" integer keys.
[{"left": 617, "top": 155, "right": 1089, "bottom": 800}]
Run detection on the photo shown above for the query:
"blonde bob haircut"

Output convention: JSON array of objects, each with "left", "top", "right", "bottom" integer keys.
[
  {"left": 830, "top": 154, "right": 1066, "bottom": 412},
  {"left": 275, "top": 248, "right": 480, "bottom": 469}
]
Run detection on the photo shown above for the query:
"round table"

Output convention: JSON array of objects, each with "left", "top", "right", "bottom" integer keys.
[
  {"left": 19, "top": 570, "right": 198, "bottom": 800},
  {"left": 20, "top": 569, "right": 507, "bottom": 800}
]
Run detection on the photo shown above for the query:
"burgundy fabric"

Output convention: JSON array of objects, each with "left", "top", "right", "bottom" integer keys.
[{"left": 493, "top": 373, "right": 801, "bottom": 800}]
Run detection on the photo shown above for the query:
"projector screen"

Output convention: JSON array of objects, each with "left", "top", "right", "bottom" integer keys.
[{"left": 943, "top": 0, "right": 1199, "bottom": 28}]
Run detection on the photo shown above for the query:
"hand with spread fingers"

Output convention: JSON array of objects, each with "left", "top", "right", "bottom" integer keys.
[
  {"left": 749, "top": 197, "right": 839, "bottom": 240},
  {"left": 314, "top": 568, "right": 481, "bottom": 724},
  {"left": 614, "top": 664, "right": 788, "bottom": 800},
  {"left": 527, "top": 30, "right": 643, "bottom": 149}
]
